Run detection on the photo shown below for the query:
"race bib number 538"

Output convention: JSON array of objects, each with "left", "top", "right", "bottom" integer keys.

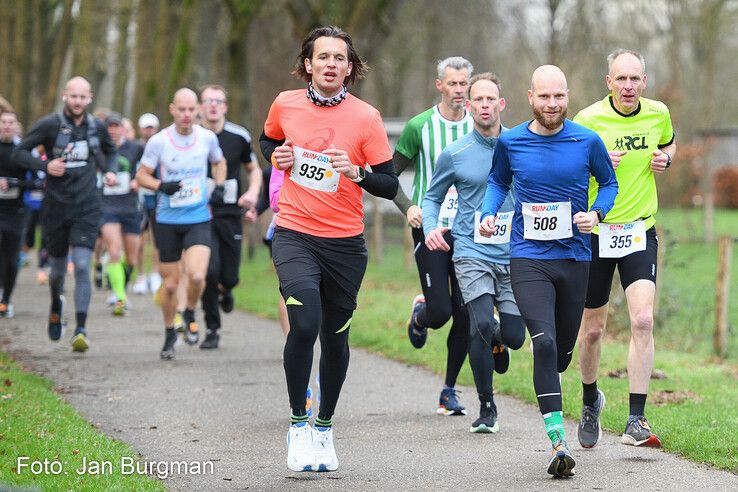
[
  {"left": 522, "top": 201, "right": 572, "bottom": 240},
  {"left": 290, "top": 145, "right": 340, "bottom": 193}
]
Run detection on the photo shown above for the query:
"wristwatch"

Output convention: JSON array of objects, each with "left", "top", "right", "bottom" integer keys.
[
  {"left": 593, "top": 208, "right": 605, "bottom": 222},
  {"left": 663, "top": 151, "right": 672, "bottom": 169},
  {"left": 351, "top": 166, "right": 366, "bottom": 183}
]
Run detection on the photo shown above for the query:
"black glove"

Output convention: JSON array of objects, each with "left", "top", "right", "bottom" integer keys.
[
  {"left": 158, "top": 181, "right": 181, "bottom": 196},
  {"left": 210, "top": 184, "right": 225, "bottom": 205}
]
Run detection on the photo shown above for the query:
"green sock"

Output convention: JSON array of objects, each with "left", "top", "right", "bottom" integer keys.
[
  {"left": 543, "top": 411, "right": 565, "bottom": 445},
  {"left": 314, "top": 417, "right": 332, "bottom": 428},
  {"left": 108, "top": 261, "right": 127, "bottom": 302},
  {"left": 291, "top": 413, "right": 309, "bottom": 425}
]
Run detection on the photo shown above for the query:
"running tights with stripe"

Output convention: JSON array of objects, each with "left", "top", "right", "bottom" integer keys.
[
  {"left": 48, "top": 247, "right": 92, "bottom": 326},
  {"left": 283, "top": 288, "right": 352, "bottom": 421},
  {"left": 466, "top": 294, "right": 525, "bottom": 396},
  {"left": 411, "top": 228, "right": 468, "bottom": 388},
  {"left": 510, "top": 258, "right": 589, "bottom": 415}
]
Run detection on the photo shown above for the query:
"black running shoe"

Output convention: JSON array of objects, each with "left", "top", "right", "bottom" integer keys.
[
  {"left": 94, "top": 264, "right": 103, "bottom": 289},
  {"left": 577, "top": 389, "right": 606, "bottom": 448},
  {"left": 183, "top": 310, "right": 199, "bottom": 345},
  {"left": 160, "top": 329, "right": 177, "bottom": 360},
  {"left": 48, "top": 296, "right": 66, "bottom": 341},
  {"left": 219, "top": 290, "right": 234, "bottom": 313},
  {"left": 492, "top": 344, "right": 510, "bottom": 374},
  {"left": 200, "top": 330, "right": 220, "bottom": 350},
  {"left": 407, "top": 294, "right": 427, "bottom": 349},
  {"left": 470, "top": 400, "right": 499, "bottom": 433},
  {"left": 547, "top": 437, "right": 575, "bottom": 478}
]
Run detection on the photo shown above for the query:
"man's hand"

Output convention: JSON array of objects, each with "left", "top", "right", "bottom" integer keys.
[
  {"left": 238, "top": 190, "right": 259, "bottom": 210},
  {"left": 324, "top": 145, "right": 359, "bottom": 179},
  {"left": 425, "top": 227, "right": 450, "bottom": 252},
  {"left": 130, "top": 178, "right": 139, "bottom": 192},
  {"left": 609, "top": 150, "right": 627, "bottom": 170},
  {"left": 46, "top": 158, "right": 66, "bottom": 177},
  {"left": 272, "top": 139, "right": 294, "bottom": 170},
  {"left": 650, "top": 150, "right": 669, "bottom": 173},
  {"left": 0, "top": 178, "right": 7, "bottom": 191},
  {"left": 573, "top": 211, "right": 599, "bottom": 233},
  {"left": 243, "top": 207, "right": 257, "bottom": 223},
  {"left": 158, "top": 181, "right": 182, "bottom": 196},
  {"left": 479, "top": 215, "right": 497, "bottom": 238},
  {"left": 103, "top": 172, "right": 117, "bottom": 187},
  {"left": 406, "top": 205, "right": 422, "bottom": 228}
]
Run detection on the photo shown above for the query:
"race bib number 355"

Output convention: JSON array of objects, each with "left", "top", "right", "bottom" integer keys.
[
  {"left": 437, "top": 186, "right": 458, "bottom": 229},
  {"left": 522, "top": 201, "right": 572, "bottom": 240},
  {"left": 290, "top": 145, "right": 340, "bottom": 193},
  {"left": 598, "top": 220, "right": 647, "bottom": 258}
]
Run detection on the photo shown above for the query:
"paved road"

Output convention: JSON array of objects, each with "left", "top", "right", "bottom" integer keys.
[{"left": 2, "top": 267, "right": 737, "bottom": 491}]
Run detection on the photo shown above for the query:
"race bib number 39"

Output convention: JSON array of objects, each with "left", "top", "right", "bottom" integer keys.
[
  {"left": 474, "top": 211, "right": 512, "bottom": 244},
  {"left": 169, "top": 177, "right": 203, "bottom": 208},
  {"left": 598, "top": 220, "right": 647, "bottom": 258},
  {"left": 522, "top": 201, "right": 572, "bottom": 240},
  {"left": 290, "top": 145, "right": 340, "bottom": 193}
]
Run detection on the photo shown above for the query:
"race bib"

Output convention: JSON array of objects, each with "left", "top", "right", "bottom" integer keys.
[
  {"left": 169, "top": 177, "right": 203, "bottom": 208},
  {"left": 103, "top": 172, "right": 131, "bottom": 196},
  {"left": 290, "top": 145, "right": 340, "bottom": 192},
  {"left": 522, "top": 201, "right": 572, "bottom": 240},
  {"left": 207, "top": 178, "right": 238, "bottom": 204},
  {"left": 598, "top": 220, "right": 647, "bottom": 258},
  {"left": 0, "top": 187, "right": 19, "bottom": 199},
  {"left": 474, "top": 211, "right": 512, "bottom": 244},
  {"left": 437, "top": 186, "right": 458, "bottom": 228},
  {"left": 30, "top": 190, "right": 44, "bottom": 201}
]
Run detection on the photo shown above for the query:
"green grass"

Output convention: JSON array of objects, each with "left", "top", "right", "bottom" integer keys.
[
  {"left": 0, "top": 353, "right": 164, "bottom": 491},
  {"left": 235, "top": 209, "right": 738, "bottom": 472}
]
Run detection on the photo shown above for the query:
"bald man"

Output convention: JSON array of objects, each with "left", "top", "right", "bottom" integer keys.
[
  {"left": 14, "top": 76, "right": 119, "bottom": 353},
  {"left": 480, "top": 65, "right": 618, "bottom": 478},
  {"left": 136, "top": 88, "right": 226, "bottom": 360}
]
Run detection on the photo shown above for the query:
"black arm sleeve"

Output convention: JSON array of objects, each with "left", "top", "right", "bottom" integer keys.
[
  {"left": 255, "top": 165, "right": 271, "bottom": 215},
  {"left": 12, "top": 116, "right": 58, "bottom": 172},
  {"left": 391, "top": 151, "right": 414, "bottom": 213},
  {"left": 359, "top": 160, "right": 398, "bottom": 200},
  {"left": 259, "top": 131, "right": 284, "bottom": 162}
]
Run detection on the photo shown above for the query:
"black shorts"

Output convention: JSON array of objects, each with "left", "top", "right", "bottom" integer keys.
[
  {"left": 41, "top": 203, "right": 100, "bottom": 257},
  {"left": 155, "top": 221, "right": 211, "bottom": 263},
  {"left": 585, "top": 226, "right": 658, "bottom": 309},
  {"left": 272, "top": 226, "right": 368, "bottom": 311},
  {"left": 102, "top": 210, "right": 143, "bottom": 235}
]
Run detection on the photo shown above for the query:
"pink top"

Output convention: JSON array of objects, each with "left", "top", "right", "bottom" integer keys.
[{"left": 269, "top": 167, "right": 284, "bottom": 212}]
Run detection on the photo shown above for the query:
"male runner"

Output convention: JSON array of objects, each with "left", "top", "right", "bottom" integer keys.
[
  {"left": 574, "top": 49, "right": 676, "bottom": 449},
  {"left": 135, "top": 88, "right": 226, "bottom": 360},
  {"left": 423, "top": 73, "right": 525, "bottom": 433},
  {"left": 394, "top": 56, "right": 474, "bottom": 415},
  {"left": 480, "top": 65, "right": 617, "bottom": 477},
  {"left": 259, "top": 26, "right": 398, "bottom": 472},
  {"left": 13, "top": 76, "right": 118, "bottom": 352},
  {"left": 198, "top": 84, "right": 262, "bottom": 349}
]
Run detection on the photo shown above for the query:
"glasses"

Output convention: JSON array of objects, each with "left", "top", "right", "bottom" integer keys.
[{"left": 202, "top": 98, "right": 226, "bottom": 106}]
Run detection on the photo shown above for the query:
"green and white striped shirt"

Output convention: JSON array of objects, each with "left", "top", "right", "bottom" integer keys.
[{"left": 395, "top": 106, "right": 473, "bottom": 227}]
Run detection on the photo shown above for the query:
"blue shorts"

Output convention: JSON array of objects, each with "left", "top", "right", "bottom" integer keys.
[{"left": 101, "top": 211, "right": 143, "bottom": 235}]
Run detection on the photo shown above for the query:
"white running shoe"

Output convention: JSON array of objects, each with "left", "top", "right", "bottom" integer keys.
[
  {"left": 106, "top": 294, "right": 118, "bottom": 306},
  {"left": 148, "top": 272, "right": 162, "bottom": 293},
  {"left": 312, "top": 426, "right": 339, "bottom": 472},
  {"left": 132, "top": 277, "right": 148, "bottom": 295},
  {"left": 287, "top": 423, "right": 315, "bottom": 472}
]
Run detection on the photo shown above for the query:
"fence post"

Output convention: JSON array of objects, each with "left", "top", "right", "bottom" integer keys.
[
  {"left": 371, "top": 195, "right": 384, "bottom": 264},
  {"left": 654, "top": 226, "right": 665, "bottom": 316},
  {"left": 714, "top": 235, "right": 733, "bottom": 358}
]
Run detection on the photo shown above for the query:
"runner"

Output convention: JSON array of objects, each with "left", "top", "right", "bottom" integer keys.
[
  {"left": 422, "top": 73, "right": 525, "bottom": 433},
  {"left": 394, "top": 56, "right": 474, "bottom": 416},
  {"left": 13, "top": 76, "right": 119, "bottom": 352},
  {"left": 480, "top": 65, "right": 617, "bottom": 477},
  {"left": 100, "top": 111, "right": 144, "bottom": 315},
  {"left": 574, "top": 49, "right": 676, "bottom": 449},
  {"left": 198, "top": 84, "right": 262, "bottom": 349},
  {"left": 259, "top": 26, "right": 398, "bottom": 472},
  {"left": 135, "top": 88, "right": 226, "bottom": 360}
]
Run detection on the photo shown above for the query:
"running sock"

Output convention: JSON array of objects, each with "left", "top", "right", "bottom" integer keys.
[
  {"left": 76, "top": 312, "right": 87, "bottom": 329},
  {"left": 291, "top": 413, "right": 309, "bottom": 425},
  {"left": 314, "top": 417, "right": 332, "bottom": 429},
  {"left": 629, "top": 393, "right": 647, "bottom": 417},
  {"left": 583, "top": 381, "right": 599, "bottom": 407},
  {"left": 108, "top": 261, "right": 126, "bottom": 301},
  {"left": 543, "top": 411, "right": 565, "bottom": 446},
  {"left": 123, "top": 263, "right": 134, "bottom": 288},
  {"left": 74, "top": 325, "right": 86, "bottom": 336},
  {"left": 48, "top": 256, "right": 67, "bottom": 312},
  {"left": 184, "top": 308, "right": 195, "bottom": 320}
]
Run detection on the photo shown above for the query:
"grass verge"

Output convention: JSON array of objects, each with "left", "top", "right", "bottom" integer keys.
[{"left": 0, "top": 352, "right": 164, "bottom": 491}]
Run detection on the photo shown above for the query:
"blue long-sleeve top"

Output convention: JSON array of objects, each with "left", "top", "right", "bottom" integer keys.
[
  {"left": 423, "top": 128, "right": 514, "bottom": 263},
  {"left": 481, "top": 119, "right": 617, "bottom": 261}
]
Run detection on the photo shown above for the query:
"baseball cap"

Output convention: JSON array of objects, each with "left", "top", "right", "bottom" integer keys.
[
  {"left": 106, "top": 111, "right": 123, "bottom": 125},
  {"left": 138, "top": 113, "right": 160, "bottom": 129}
]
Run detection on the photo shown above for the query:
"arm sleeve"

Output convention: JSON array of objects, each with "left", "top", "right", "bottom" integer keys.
[
  {"left": 421, "top": 149, "right": 453, "bottom": 236},
  {"left": 391, "top": 151, "right": 415, "bottom": 214},
  {"left": 269, "top": 167, "right": 284, "bottom": 212},
  {"left": 359, "top": 160, "right": 398, "bottom": 199},
  {"left": 259, "top": 131, "right": 284, "bottom": 162},
  {"left": 12, "top": 117, "right": 56, "bottom": 172},
  {"left": 481, "top": 139, "right": 512, "bottom": 219},
  {"left": 98, "top": 123, "right": 118, "bottom": 173},
  {"left": 588, "top": 135, "right": 618, "bottom": 216}
]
